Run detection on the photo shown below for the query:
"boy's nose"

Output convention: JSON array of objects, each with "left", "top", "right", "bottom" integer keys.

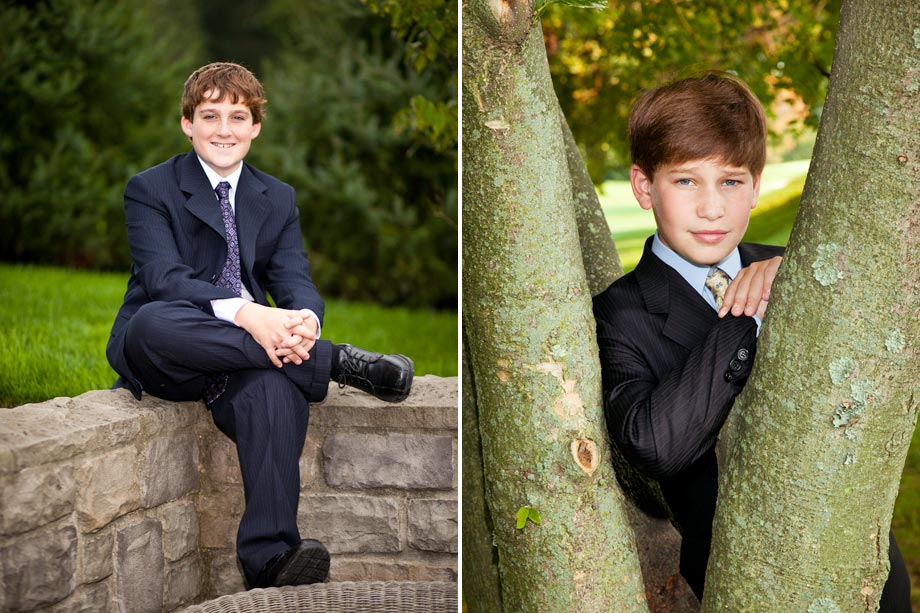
[{"left": 697, "top": 191, "right": 725, "bottom": 220}]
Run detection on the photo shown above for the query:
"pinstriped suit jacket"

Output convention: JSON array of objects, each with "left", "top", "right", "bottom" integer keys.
[
  {"left": 106, "top": 151, "right": 324, "bottom": 398},
  {"left": 593, "top": 238, "right": 783, "bottom": 544}
]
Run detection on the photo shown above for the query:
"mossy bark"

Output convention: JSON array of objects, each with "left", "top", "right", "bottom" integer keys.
[
  {"left": 461, "top": 337, "right": 503, "bottom": 613},
  {"left": 462, "top": 1, "right": 647, "bottom": 610},
  {"left": 703, "top": 2, "right": 920, "bottom": 611},
  {"left": 559, "top": 102, "right": 622, "bottom": 297}
]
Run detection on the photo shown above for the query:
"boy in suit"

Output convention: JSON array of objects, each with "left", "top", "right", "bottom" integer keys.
[
  {"left": 106, "top": 62, "right": 414, "bottom": 589},
  {"left": 592, "top": 72, "right": 910, "bottom": 609}
]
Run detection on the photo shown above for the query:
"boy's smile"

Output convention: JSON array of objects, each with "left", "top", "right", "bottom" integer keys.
[
  {"left": 181, "top": 93, "right": 261, "bottom": 177},
  {"left": 630, "top": 158, "right": 761, "bottom": 266}
]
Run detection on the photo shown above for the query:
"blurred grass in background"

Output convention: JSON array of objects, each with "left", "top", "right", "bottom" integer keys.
[{"left": 0, "top": 263, "right": 457, "bottom": 407}]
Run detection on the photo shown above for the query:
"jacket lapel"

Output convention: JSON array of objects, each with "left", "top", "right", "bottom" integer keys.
[
  {"left": 633, "top": 237, "right": 717, "bottom": 350},
  {"left": 234, "top": 164, "right": 270, "bottom": 290},
  {"left": 179, "top": 152, "right": 226, "bottom": 240}
]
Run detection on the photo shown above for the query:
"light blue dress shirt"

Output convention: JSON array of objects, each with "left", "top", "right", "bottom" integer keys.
[{"left": 651, "top": 232, "right": 761, "bottom": 333}]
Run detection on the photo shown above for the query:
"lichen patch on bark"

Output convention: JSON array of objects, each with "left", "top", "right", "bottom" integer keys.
[{"left": 535, "top": 361, "right": 583, "bottom": 419}]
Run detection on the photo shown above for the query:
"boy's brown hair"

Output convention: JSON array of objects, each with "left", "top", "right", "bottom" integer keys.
[
  {"left": 181, "top": 62, "right": 267, "bottom": 123},
  {"left": 629, "top": 72, "right": 766, "bottom": 180}
]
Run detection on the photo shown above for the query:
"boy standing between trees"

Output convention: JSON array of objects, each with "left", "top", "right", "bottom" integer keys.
[
  {"left": 106, "top": 62, "right": 414, "bottom": 589},
  {"left": 592, "top": 72, "right": 910, "bottom": 609}
]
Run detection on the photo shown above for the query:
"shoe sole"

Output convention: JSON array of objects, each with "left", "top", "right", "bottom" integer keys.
[{"left": 274, "top": 540, "right": 330, "bottom": 586}]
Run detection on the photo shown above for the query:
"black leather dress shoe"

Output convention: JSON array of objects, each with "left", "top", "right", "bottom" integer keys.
[
  {"left": 335, "top": 344, "right": 414, "bottom": 403},
  {"left": 252, "top": 539, "right": 330, "bottom": 589}
]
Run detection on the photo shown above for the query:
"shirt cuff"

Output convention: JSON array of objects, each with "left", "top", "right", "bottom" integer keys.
[
  {"left": 211, "top": 297, "right": 251, "bottom": 325},
  {"left": 752, "top": 314, "right": 762, "bottom": 337}
]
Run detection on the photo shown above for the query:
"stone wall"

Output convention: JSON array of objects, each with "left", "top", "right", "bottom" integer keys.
[{"left": 0, "top": 376, "right": 457, "bottom": 612}]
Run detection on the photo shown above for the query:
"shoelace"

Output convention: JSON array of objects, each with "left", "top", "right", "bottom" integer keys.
[{"left": 337, "top": 350, "right": 375, "bottom": 390}]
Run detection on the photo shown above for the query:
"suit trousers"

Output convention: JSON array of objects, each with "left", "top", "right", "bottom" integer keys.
[{"left": 120, "top": 300, "right": 332, "bottom": 585}]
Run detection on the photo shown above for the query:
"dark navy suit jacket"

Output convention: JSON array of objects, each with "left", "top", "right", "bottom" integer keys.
[
  {"left": 106, "top": 151, "right": 324, "bottom": 399},
  {"left": 593, "top": 237, "right": 783, "bottom": 595}
]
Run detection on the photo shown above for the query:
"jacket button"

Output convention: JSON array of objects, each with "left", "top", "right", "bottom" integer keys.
[
  {"left": 724, "top": 372, "right": 735, "bottom": 382},
  {"left": 737, "top": 348, "right": 750, "bottom": 361},
  {"left": 730, "top": 359, "right": 743, "bottom": 372}
]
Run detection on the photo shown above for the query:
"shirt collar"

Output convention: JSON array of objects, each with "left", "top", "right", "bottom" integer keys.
[
  {"left": 651, "top": 232, "right": 742, "bottom": 297},
  {"left": 196, "top": 156, "right": 243, "bottom": 194}
]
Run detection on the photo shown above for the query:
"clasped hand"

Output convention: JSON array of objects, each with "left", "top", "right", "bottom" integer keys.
[
  {"left": 234, "top": 302, "right": 318, "bottom": 368},
  {"left": 718, "top": 256, "right": 782, "bottom": 320}
]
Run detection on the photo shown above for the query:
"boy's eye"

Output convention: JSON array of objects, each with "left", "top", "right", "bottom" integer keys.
[
  {"left": 676, "top": 178, "right": 693, "bottom": 186},
  {"left": 723, "top": 179, "right": 740, "bottom": 187}
]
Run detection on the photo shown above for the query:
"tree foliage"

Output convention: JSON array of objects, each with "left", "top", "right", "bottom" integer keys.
[
  {"left": 0, "top": 0, "right": 198, "bottom": 267},
  {"left": 251, "top": 0, "right": 457, "bottom": 308},
  {"left": 544, "top": 0, "right": 841, "bottom": 180}
]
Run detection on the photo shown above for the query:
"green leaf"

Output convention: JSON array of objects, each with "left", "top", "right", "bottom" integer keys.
[{"left": 516, "top": 506, "right": 542, "bottom": 529}]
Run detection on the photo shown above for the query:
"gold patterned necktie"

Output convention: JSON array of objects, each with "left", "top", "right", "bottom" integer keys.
[{"left": 705, "top": 267, "right": 731, "bottom": 309}]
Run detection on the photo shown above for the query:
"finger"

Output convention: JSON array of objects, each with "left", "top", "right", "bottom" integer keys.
[
  {"left": 292, "top": 344, "right": 311, "bottom": 362},
  {"left": 728, "top": 273, "right": 753, "bottom": 317},
  {"left": 762, "top": 261, "right": 780, "bottom": 300},
  {"left": 264, "top": 344, "right": 283, "bottom": 368},
  {"left": 719, "top": 271, "right": 742, "bottom": 317},
  {"left": 281, "top": 333, "right": 304, "bottom": 348},
  {"left": 286, "top": 324, "right": 316, "bottom": 341},
  {"left": 284, "top": 316, "right": 304, "bottom": 329},
  {"left": 756, "top": 298, "right": 769, "bottom": 320},
  {"left": 744, "top": 273, "right": 765, "bottom": 316}
]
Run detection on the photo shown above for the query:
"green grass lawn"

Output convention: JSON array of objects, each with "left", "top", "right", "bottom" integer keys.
[
  {"left": 0, "top": 263, "right": 457, "bottom": 407},
  {"left": 600, "top": 158, "right": 919, "bottom": 605}
]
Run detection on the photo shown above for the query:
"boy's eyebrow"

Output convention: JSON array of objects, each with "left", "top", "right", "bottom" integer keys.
[{"left": 196, "top": 106, "right": 251, "bottom": 116}]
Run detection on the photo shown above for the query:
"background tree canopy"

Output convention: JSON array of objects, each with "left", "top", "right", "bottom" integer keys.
[
  {"left": 544, "top": 0, "right": 840, "bottom": 181},
  {"left": 0, "top": 0, "right": 457, "bottom": 309}
]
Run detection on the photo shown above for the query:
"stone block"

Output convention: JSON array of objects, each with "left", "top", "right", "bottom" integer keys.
[
  {"left": 115, "top": 519, "right": 164, "bottom": 613},
  {"left": 160, "top": 500, "right": 199, "bottom": 561},
  {"left": 208, "top": 550, "right": 246, "bottom": 597},
  {"left": 44, "top": 579, "right": 112, "bottom": 613},
  {"left": 142, "top": 434, "right": 200, "bottom": 508},
  {"left": 200, "top": 433, "right": 241, "bottom": 486},
  {"left": 330, "top": 558, "right": 458, "bottom": 583},
  {"left": 81, "top": 527, "right": 114, "bottom": 583},
  {"left": 408, "top": 498, "right": 458, "bottom": 553},
  {"left": 311, "top": 376, "right": 457, "bottom": 430},
  {"left": 78, "top": 389, "right": 204, "bottom": 436},
  {"left": 298, "top": 494, "right": 400, "bottom": 554},
  {"left": 197, "top": 486, "right": 244, "bottom": 549},
  {"left": 0, "top": 462, "right": 75, "bottom": 535},
  {"left": 299, "top": 435, "right": 321, "bottom": 489},
  {"left": 75, "top": 447, "right": 142, "bottom": 532},
  {"left": 164, "top": 553, "right": 202, "bottom": 610},
  {"left": 0, "top": 521, "right": 77, "bottom": 610},
  {"left": 323, "top": 433, "right": 453, "bottom": 489},
  {"left": 0, "top": 396, "right": 142, "bottom": 474}
]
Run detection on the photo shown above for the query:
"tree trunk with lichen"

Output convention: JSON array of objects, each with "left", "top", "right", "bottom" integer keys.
[
  {"left": 462, "top": 0, "right": 648, "bottom": 610},
  {"left": 461, "top": 337, "right": 504, "bottom": 613},
  {"left": 703, "top": 2, "right": 920, "bottom": 611}
]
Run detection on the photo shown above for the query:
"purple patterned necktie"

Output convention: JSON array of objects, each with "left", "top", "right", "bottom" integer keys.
[
  {"left": 204, "top": 181, "right": 241, "bottom": 404},
  {"left": 213, "top": 181, "right": 242, "bottom": 295}
]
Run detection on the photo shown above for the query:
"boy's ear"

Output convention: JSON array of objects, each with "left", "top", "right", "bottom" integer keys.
[
  {"left": 630, "top": 165, "right": 654, "bottom": 210},
  {"left": 251, "top": 121, "right": 262, "bottom": 139},
  {"left": 181, "top": 116, "right": 193, "bottom": 140},
  {"left": 750, "top": 171, "right": 763, "bottom": 209}
]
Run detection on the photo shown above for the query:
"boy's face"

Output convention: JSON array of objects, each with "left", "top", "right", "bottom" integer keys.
[
  {"left": 630, "top": 158, "right": 761, "bottom": 266},
  {"left": 181, "top": 92, "right": 261, "bottom": 177}
]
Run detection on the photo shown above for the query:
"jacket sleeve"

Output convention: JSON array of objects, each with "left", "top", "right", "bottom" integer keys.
[
  {"left": 124, "top": 173, "right": 239, "bottom": 313},
  {"left": 596, "top": 314, "right": 758, "bottom": 479},
  {"left": 260, "top": 183, "right": 324, "bottom": 325}
]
